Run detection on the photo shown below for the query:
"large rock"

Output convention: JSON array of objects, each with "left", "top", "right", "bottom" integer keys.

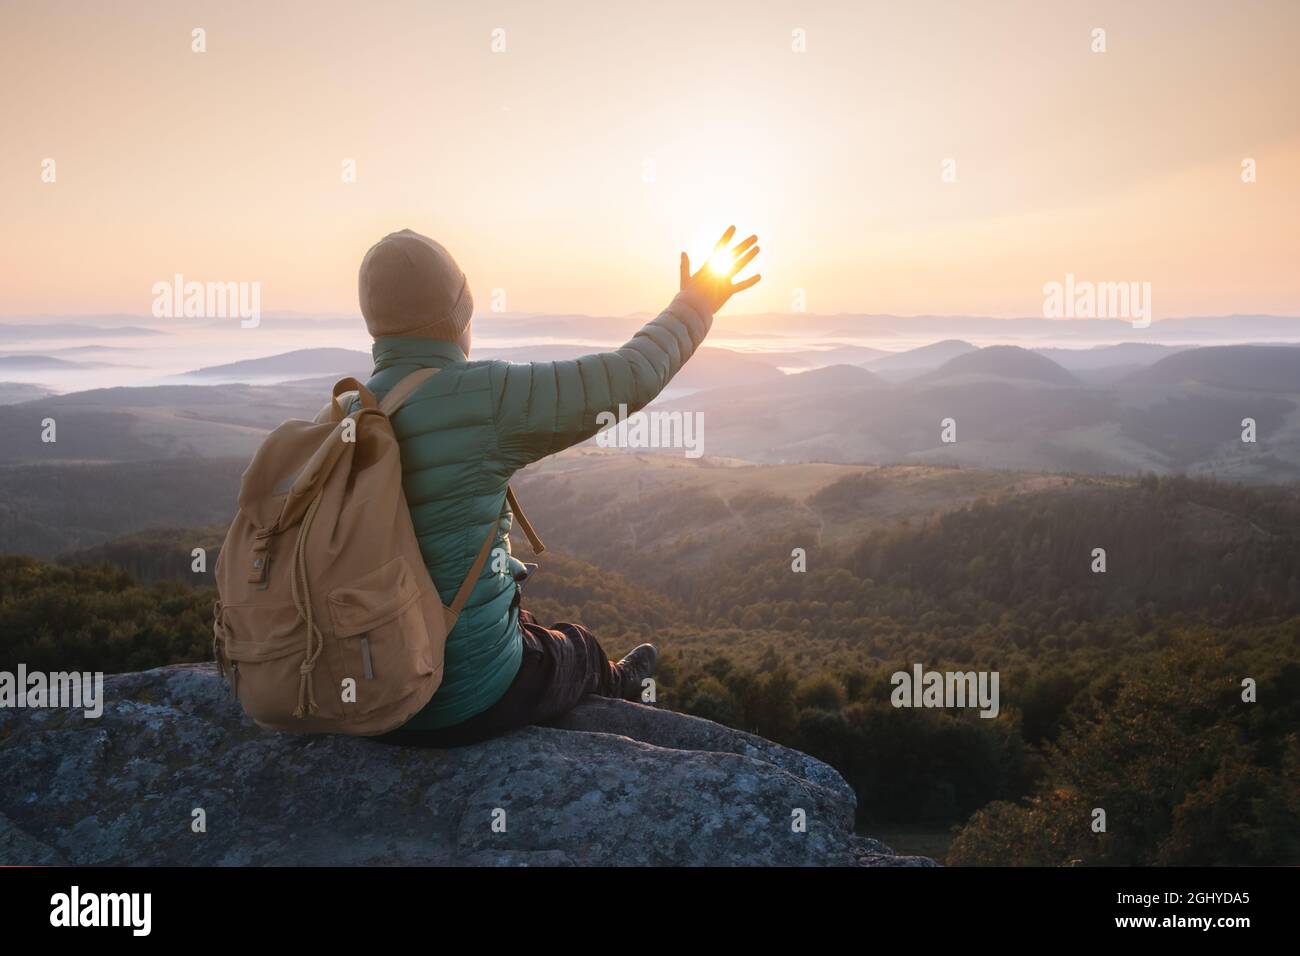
[{"left": 0, "top": 664, "right": 934, "bottom": 866}]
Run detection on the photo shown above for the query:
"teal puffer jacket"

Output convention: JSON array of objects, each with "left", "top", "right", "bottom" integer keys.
[{"left": 359, "top": 290, "right": 713, "bottom": 729}]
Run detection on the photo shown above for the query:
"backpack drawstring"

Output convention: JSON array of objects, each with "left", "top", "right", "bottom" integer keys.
[
  {"left": 211, "top": 599, "right": 227, "bottom": 678},
  {"left": 290, "top": 490, "right": 326, "bottom": 718}
]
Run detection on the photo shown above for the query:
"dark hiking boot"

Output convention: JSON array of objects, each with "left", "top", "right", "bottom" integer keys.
[{"left": 612, "top": 643, "right": 659, "bottom": 702}]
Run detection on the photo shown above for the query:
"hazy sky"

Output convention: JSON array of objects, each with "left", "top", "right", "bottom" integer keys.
[{"left": 2, "top": 0, "right": 1297, "bottom": 320}]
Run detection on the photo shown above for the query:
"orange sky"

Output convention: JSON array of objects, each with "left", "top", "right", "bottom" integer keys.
[{"left": 1, "top": 0, "right": 1297, "bottom": 319}]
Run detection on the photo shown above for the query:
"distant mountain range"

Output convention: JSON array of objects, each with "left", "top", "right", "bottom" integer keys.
[
  {"left": 466, "top": 311, "right": 1300, "bottom": 345},
  {"left": 4, "top": 311, "right": 1297, "bottom": 398},
  {"left": 168, "top": 336, "right": 1300, "bottom": 386},
  {"left": 706, "top": 312, "right": 1300, "bottom": 344},
  {"left": 0, "top": 355, "right": 116, "bottom": 372},
  {"left": 0, "top": 324, "right": 161, "bottom": 342},
  {"left": 1, "top": 342, "right": 1297, "bottom": 481},
  {"left": 661, "top": 344, "right": 1300, "bottom": 480},
  {"left": 177, "top": 344, "right": 783, "bottom": 395},
  {"left": 4, "top": 312, "right": 1298, "bottom": 344}
]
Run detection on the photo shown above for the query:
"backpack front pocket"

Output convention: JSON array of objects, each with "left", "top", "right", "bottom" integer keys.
[
  {"left": 327, "top": 555, "right": 437, "bottom": 720},
  {"left": 219, "top": 601, "right": 347, "bottom": 727}
]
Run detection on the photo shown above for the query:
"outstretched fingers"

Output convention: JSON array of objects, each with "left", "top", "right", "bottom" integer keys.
[
  {"left": 679, "top": 226, "right": 761, "bottom": 306},
  {"left": 730, "top": 245, "right": 760, "bottom": 278}
]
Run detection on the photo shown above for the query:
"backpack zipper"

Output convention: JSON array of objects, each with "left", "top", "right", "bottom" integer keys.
[{"left": 359, "top": 635, "right": 374, "bottom": 680}]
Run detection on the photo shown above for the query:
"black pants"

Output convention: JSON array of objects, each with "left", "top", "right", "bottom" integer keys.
[{"left": 377, "top": 610, "right": 618, "bottom": 748}]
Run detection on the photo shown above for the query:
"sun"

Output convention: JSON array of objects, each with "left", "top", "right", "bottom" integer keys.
[{"left": 706, "top": 250, "right": 734, "bottom": 277}]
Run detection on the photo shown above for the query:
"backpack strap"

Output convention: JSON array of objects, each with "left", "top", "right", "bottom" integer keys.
[
  {"left": 320, "top": 377, "right": 378, "bottom": 422},
  {"left": 283, "top": 371, "right": 435, "bottom": 528},
  {"left": 447, "top": 505, "right": 502, "bottom": 623},
  {"left": 372, "top": 367, "right": 543, "bottom": 622},
  {"left": 380, "top": 367, "right": 440, "bottom": 416},
  {"left": 506, "top": 486, "right": 545, "bottom": 554},
  {"left": 333, "top": 377, "right": 378, "bottom": 407},
  {"left": 446, "top": 487, "right": 544, "bottom": 623},
  {"left": 377, "top": 369, "right": 543, "bottom": 553}
]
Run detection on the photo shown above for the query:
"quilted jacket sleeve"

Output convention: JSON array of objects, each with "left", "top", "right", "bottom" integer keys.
[{"left": 490, "top": 290, "right": 714, "bottom": 470}]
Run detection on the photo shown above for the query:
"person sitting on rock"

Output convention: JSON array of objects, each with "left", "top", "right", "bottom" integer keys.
[{"left": 356, "top": 226, "right": 761, "bottom": 746}]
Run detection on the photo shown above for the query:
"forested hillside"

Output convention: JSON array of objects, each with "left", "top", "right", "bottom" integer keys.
[{"left": 2, "top": 470, "right": 1297, "bottom": 864}]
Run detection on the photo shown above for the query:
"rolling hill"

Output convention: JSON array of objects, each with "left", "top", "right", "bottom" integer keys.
[
  {"left": 1034, "top": 342, "right": 1190, "bottom": 370},
  {"left": 661, "top": 345, "right": 1300, "bottom": 477},
  {"left": 1125, "top": 345, "right": 1300, "bottom": 391},
  {"left": 0, "top": 382, "right": 56, "bottom": 404},
  {"left": 867, "top": 340, "right": 977, "bottom": 379},
  {"left": 188, "top": 348, "right": 369, "bottom": 379},
  {"left": 509, "top": 450, "right": 1085, "bottom": 592},
  {"left": 920, "top": 346, "right": 1080, "bottom": 387},
  {"left": 0, "top": 385, "right": 322, "bottom": 463},
  {"left": 1, "top": 447, "right": 1080, "bottom": 577},
  {"left": 21, "top": 454, "right": 1300, "bottom": 619},
  {"left": 767, "top": 363, "right": 884, "bottom": 394}
]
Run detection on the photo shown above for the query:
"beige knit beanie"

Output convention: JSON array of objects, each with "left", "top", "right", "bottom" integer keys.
[{"left": 358, "top": 229, "right": 474, "bottom": 340}]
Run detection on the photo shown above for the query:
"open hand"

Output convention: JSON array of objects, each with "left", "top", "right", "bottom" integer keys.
[{"left": 680, "top": 226, "right": 761, "bottom": 314}]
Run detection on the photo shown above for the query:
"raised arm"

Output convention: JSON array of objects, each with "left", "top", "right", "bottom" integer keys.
[{"left": 491, "top": 227, "right": 760, "bottom": 470}]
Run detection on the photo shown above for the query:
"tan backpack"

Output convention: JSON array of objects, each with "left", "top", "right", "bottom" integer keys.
[{"left": 211, "top": 369, "right": 543, "bottom": 736}]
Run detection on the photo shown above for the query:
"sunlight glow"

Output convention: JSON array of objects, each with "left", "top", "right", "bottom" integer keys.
[{"left": 707, "top": 250, "right": 734, "bottom": 277}]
